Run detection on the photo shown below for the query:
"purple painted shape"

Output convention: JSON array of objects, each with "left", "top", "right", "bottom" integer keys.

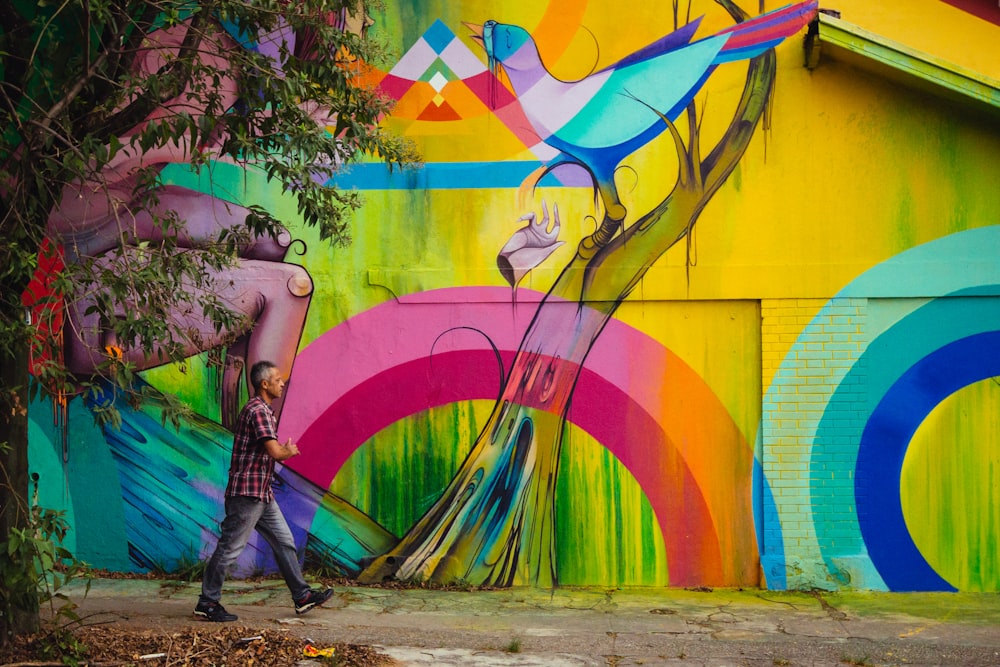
[{"left": 252, "top": 20, "right": 296, "bottom": 71}]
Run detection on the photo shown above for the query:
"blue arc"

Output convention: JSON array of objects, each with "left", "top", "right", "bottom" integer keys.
[{"left": 857, "top": 330, "right": 1000, "bottom": 591}]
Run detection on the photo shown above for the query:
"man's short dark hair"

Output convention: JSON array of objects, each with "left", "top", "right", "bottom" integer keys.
[{"left": 249, "top": 360, "right": 278, "bottom": 392}]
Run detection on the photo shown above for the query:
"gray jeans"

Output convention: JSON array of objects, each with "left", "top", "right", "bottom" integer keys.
[{"left": 200, "top": 495, "right": 310, "bottom": 604}]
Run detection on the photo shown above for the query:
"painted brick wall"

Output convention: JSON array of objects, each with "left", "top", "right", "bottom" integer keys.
[{"left": 761, "top": 297, "right": 872, "bottom": 589}]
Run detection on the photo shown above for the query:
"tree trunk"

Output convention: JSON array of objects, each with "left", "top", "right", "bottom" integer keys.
[
  {"left": 359, "top": 40, "right": 777, "bottom": 587},
  {"left": 360, "top": 292, "right": 608, "bottom": 586},
  {"left": 0, "top": 335, "right": 39, "bottom": 645}
]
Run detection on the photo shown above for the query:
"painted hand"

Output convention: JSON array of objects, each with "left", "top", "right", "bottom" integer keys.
[{"left": 497, "top": 200, "right": 565, "bottom": 287}]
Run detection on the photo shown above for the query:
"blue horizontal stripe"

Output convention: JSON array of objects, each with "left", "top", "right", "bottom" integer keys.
[{"left": 324, "top": 161, "right": 589, "bottom": 190}]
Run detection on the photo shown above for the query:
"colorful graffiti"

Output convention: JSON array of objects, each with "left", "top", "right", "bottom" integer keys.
[
  {"left": 40, "top": 15, "right": 322, "bottom": 431},
  {"left": 25, "top": 0, "right": 1000, "bottom": 592},
  {"left": 761, "top": 226, "right": 1000, "bottom": 592}
]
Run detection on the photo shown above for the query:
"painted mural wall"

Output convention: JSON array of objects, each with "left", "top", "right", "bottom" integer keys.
[{"left": 25, "top": 0, "right": 1000, "bottom": 592}]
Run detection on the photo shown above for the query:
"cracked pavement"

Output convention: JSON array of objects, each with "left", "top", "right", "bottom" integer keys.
[{"left": 65, "top": 579, "right": 1000, "bottom": 666}]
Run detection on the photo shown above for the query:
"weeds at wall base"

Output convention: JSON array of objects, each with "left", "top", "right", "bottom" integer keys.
[{"left": 0, "top": 518, "right": 90, "bottom": 664}]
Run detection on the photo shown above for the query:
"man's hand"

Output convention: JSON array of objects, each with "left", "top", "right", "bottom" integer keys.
[{"left": 264, "top": 437, "right": 299, "bottom": 461}]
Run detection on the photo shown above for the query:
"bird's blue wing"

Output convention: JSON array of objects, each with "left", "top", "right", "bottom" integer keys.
[{"left": 554, "top": 34, "right": 728, "bottom": 151}]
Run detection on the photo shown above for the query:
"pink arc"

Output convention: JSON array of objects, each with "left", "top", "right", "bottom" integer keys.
[{"left": 280, "top": 286, "right": 753, "bottom": 585}]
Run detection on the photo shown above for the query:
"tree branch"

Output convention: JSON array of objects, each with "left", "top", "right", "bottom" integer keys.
[
  {"left": 86, "top": 10, "right": 212, "bottom": 142},
  {"left": 36, "top": 50, "right": 112, "bottom": 137}
]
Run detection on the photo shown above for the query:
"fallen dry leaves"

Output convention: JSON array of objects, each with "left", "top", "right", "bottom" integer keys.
[{"left": 0, "top": 624, "right": 396, "bottom": 666}]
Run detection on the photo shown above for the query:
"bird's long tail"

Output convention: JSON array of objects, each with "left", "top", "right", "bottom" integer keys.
[{"left": 713, "top": 0, "right": 819, "bottom": 63}]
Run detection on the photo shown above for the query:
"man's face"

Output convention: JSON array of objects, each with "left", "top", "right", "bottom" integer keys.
[{"left": 261, "top": 368, "right": 286, "bottom": 401}]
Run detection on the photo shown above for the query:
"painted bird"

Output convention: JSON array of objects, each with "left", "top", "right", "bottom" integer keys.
[{"left": 468, "top": 1, "right": 818, "bottom": 225}]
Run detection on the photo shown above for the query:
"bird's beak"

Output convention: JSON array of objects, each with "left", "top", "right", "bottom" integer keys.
[{"left": 464, "top": 21, "right": 484, "bottom": 45}]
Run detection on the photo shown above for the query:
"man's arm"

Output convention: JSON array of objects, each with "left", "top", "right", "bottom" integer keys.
[{"left": 263, "top": 437, "right": 300, "bottom": 462}]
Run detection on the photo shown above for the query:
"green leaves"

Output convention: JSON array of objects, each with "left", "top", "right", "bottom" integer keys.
[
  {"left": 1, "top": 10, "right": 418, "bottom": 641},
  {"left": 0, "top": 502, "right": 86, "bottom": 658},
  {"left": 0, "top": 0, "right": 417, "bottom": 420}
]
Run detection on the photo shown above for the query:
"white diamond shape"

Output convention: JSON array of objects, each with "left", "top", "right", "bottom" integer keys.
[{"left": 429, "top": 71, "right": 449, "bottom": 92}]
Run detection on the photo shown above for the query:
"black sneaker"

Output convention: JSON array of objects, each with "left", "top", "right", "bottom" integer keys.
[
  {"left": 295, "top": 587, "right": 334, "bottom": 615},
  {"left": 194, "top": 600, "right": 238, "bottom": 622}
]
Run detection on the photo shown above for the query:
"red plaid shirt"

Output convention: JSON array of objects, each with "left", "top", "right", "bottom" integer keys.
[{"left": 226, "top": 396, "right": 279, "bottom": 501}]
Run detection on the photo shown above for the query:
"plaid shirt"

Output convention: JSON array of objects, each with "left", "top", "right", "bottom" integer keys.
[{"left": 226, "top": 396, "right": 279, "bottom": 502}]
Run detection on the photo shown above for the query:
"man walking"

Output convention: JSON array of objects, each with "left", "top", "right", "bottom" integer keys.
[{"left": 195, "top": 360, "right": 333, "bottom": 622}]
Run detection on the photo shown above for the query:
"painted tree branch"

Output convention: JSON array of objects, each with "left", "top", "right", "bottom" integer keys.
[
  {"left": 577, "top": 51, "right": 776, "bottom": 307},
  {"left": 360, "top": 4, "right": 779, "bottom": 587}
]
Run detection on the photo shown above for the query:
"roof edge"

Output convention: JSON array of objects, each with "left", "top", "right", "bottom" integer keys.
[{"left": 811, "top": 12, "right": 1000, "bottom": 110}]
